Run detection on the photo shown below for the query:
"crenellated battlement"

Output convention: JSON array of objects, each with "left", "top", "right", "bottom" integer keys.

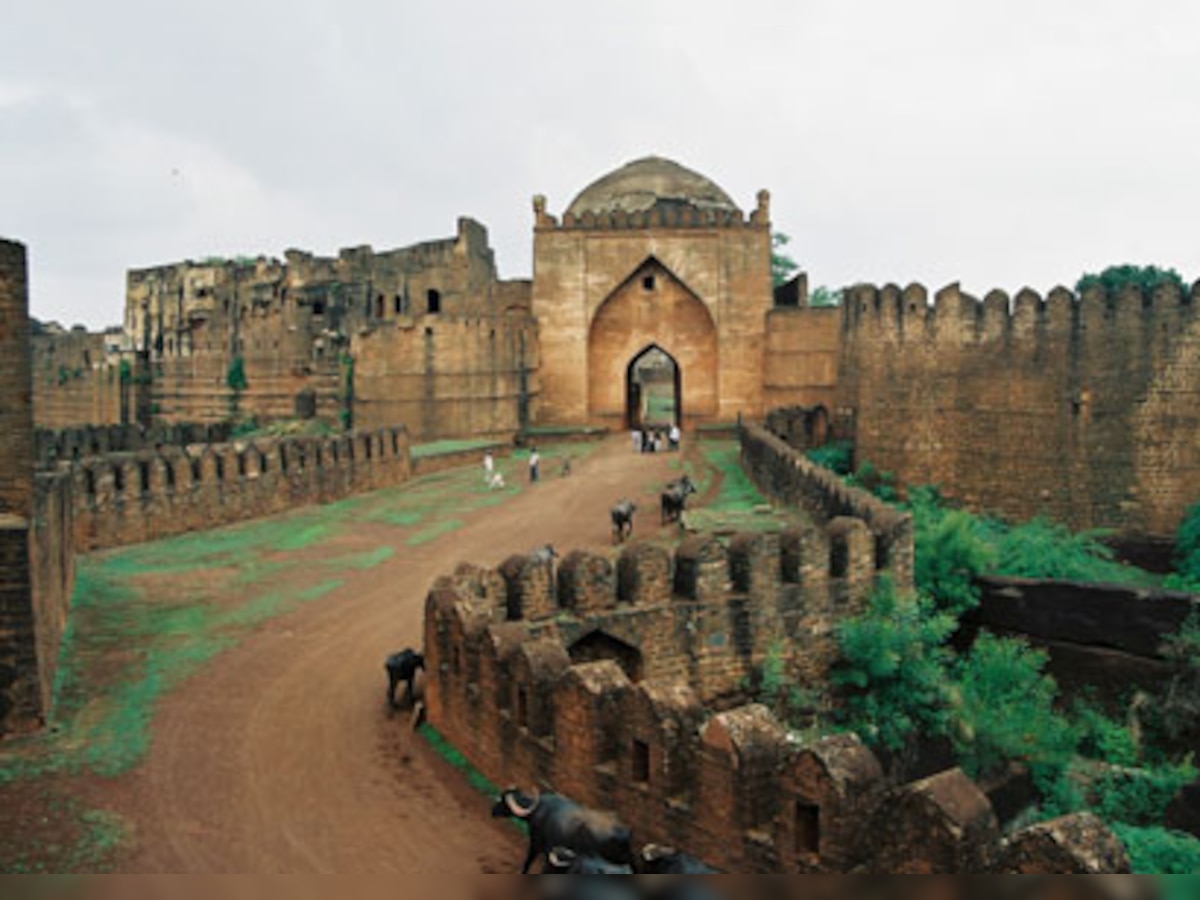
[
  {"left": 423, "top": 534, "right": 1129, "bottom": 873},
  {"left": 62, "top": 425, "right": 411, "bottom": 552},
  {"left": 841, "top": 278, "right": 1200, "bottom": 346}
]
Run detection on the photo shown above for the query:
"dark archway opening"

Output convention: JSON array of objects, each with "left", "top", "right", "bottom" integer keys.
[
  {"left": 626, "top": 345, "right": 681, "bottom": 430},
  {"left": 568, "top": 631, "right": 644, "bottom": 683}
]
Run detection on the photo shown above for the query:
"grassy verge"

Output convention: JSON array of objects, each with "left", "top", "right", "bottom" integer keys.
[{"left": 683, "top": 441, "right": 797, "bottom": 534}]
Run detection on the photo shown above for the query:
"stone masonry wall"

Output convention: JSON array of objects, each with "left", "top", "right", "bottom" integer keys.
[
  {"left": 423, "top": 536, "right": 1128, "bottom": 873},
  {"left": 31, "top": 329, "right": 127, "bottom": 429},
  {"left": 739, "top": 423, "right": 914, "bottom": 591},
  {"left": 67, "top": 425, "right": 412, "bottom": 553},
  {"left": 0, "top": 239, "right": 72, "bottom": 735},
  {"left": 837, "top": 280, "right": 1200, "bottom": 541}
]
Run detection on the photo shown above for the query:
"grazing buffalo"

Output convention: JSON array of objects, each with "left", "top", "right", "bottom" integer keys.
[
  {"left": 611, "top": 500, "right": 637, "bottom": 544},
  {"left": 639, "top": 843, "right": 718, "bottom": 873},
  {"left": 660, "top": 476, "right": 697, "bottom": 525},
  {"left": 546, "top": 847, "right": 634, "bottom": 874},
  {"left": 492, "top": 788, "right": 634, "bottom": 874},
  {"left": 384, "top": 648, "right": 425, "bottom": 708}
]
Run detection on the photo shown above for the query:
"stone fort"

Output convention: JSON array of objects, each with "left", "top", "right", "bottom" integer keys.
[
  {"left": 32, "top": 155, "right": 1200, "bottom": 549},
  {"left": 4, "top": 157, "right": 1197, "bottom": 871}
]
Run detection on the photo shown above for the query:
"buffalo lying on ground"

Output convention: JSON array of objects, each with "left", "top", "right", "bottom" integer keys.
[
  {"left": 545, "top": 846, "right": 633, "bottom": 874},
  {"left": 491, "top": 788, "right": 634, "bottom": 874}
]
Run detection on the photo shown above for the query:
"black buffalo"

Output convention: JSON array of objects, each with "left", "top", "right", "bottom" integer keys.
[
  {"left": 639, "top": 843, "right": 718, "bottom": 873},
  {"left": 384, "top": 648, "right": 425, "bottom": 708},
  {"left": 492, "top": 788, "right": 634, "bottom": 874},
  {"left": 611, "top": 500, "right": 637, "bottom": 544},
  {"left": 546, "top": 846, "right": 634, "bottom": 874},
  {"left": 660, "top": 476, "right": 697, "bottom": 525}
]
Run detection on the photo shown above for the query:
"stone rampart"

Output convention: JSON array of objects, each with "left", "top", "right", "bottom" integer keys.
[
  {"left": 739, "top": 423, "right": 914, "bottom": 590},
  {"left": 422, "top": 535, "right": 1128, "bottom": 873},
  {"left": 838, "top": 280, "right": 1200, "bottom": 540},
  {"left": 66, "top": 425, "right": 411, "bottom": 552}
]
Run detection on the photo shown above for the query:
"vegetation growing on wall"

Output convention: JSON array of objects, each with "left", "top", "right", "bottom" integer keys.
[
  {"left": 1076, "top": 264, "right": 1186, "bottom": 298},
  {"left": 226, "top": 355, "right": 248, "bottom": 420}
]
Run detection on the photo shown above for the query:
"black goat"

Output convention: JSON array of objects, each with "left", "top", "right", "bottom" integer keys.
[
  {"left": 659, "top": 476, "right": 697, "bottom": 525},
  {"left": 384, "top": 648, "right": 425, "bottom": 708},
  {"left": 492, "top": 788, "right": 634, "bottom": 874},
  {"left": 611, "top": 500, "right": 637, "bottom": 544},
  {"left": 638, "top": 843, "right": 718, "bottom": 873}
]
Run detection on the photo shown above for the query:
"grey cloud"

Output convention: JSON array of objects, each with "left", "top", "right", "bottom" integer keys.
[{"left": 1, "top": 0, "right": 1199, "bottom": 327}]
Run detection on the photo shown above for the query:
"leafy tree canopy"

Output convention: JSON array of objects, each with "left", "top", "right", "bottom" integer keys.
[
  {"left": 771, "top": 232, "right": 799, "bottom": 288},
  {"left": 1076, "top": 265, "right": 1186, "bottom": 298}
]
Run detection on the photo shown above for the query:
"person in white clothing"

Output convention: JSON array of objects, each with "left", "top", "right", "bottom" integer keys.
[{"left": 483, "top": 451, "right": 495, "bottom": 484}]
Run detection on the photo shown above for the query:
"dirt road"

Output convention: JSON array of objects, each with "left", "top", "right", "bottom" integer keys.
[{"left": 118, "top": 438, "right": 684, "bottom": 873}]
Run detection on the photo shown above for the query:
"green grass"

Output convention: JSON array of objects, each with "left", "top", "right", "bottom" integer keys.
[
  {"left": 684, "top": 440, "right": 797, "bottom": 533},
  {"left": 411, "top": 438, "right": 505, "bottom": 460}
]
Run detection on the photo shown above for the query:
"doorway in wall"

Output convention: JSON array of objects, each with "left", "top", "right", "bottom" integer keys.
[{"left": 626, "top": 345, "right": 680, "bottom": 429}]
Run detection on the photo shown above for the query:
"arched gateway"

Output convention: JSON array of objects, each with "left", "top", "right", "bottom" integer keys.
[
  {"left": 587, "top": 258, "right": 718, "bottom": 427},
  {"left": 531, "top": 156, "right": 774, "bottom": 428}
]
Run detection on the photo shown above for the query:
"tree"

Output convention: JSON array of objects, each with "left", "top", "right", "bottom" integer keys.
[
  {"left": 771, "top": 232, "right": 799, "bottom": 287},
  {"left": 1076, "top": 265, "right": 1186, "bottom": 298},
  {"left": 810, "top": 286, "right": 843, "bottom": 308}
]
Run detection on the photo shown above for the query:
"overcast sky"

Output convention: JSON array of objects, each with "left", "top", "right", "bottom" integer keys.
[{"left": 2, "top": 0, "right": 1198, "bottom": 328}]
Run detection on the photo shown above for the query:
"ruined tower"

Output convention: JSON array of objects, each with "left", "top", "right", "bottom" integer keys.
[{"left": 0, "top": 238, "right": 38, "bottom": 733}]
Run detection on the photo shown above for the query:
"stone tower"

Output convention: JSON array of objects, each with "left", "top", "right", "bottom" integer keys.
[{"left": 0, "top": 238, "right": 38, "bottom": 733}]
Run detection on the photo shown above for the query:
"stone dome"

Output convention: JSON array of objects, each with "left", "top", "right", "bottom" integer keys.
[{"left": 566, "top": 156, "right": 740, "bottom": 218}]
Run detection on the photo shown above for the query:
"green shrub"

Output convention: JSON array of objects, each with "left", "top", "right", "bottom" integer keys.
[
  {"left": 992, "top": 518, "right": 1130, "bottom": 583},
  {"left": 1172, "top": 502, "right": 1200, "bottom": 585},
  {"left": 952, "top": 634, "right": 1076, "bottom": 784},
  {"left": 833, "top": 578, "right": 958, "bottom": 752},
  {"left": 1148, "top": 613, "right": 1200, "bottom": 747},
  {"left": 1113, "top": 825, "right": 1200, "bottom": 874},
  {"left": 846, "top": 461, "right": 899, "bottom": 503},
  {"left": 226, "top": 356, "right": 248, "bottom": 393},
  {"left": 805, "top": 441, "right": 853, "bottom": 476},
  {"left": 1072, "top": 699, "right": 1141, "bottom": 768},
  {"left": 907, "top": 487, "right": 995, "bottom": 615},
  {"left": 1090, "top": 761, "right": 1197, "bottom": 827}
]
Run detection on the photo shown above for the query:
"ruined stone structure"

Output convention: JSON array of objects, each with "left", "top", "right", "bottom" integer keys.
[
  {"left": 423, "top": 534, "right": 1128, "bottom": 873},
  {"left": 31, "top": 322, "right": 129, "bottom": 429},
  {"left": 33, "top": 155, "right": 1200, "bottom": 543},
  {"left": 0, "top": 240, "right": 75, "bottom": 734}
]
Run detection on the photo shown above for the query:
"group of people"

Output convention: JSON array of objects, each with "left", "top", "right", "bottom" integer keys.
[{"left": 632, "top": 423, "right": 680, "bottom": 454}]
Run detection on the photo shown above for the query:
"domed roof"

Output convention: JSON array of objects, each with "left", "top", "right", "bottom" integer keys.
[{"left": 566, "top": 156, "right": 740, "bottom": 218}]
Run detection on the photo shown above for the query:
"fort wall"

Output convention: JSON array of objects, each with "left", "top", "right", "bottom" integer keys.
[
  {"left": 0, "top": 239, "right": 75, "bottom": 734},
  {"left": 739, "top": 423, "right": 914, "bottom": 590},
  {"left": 31, "top": 328, "right": 128, "bottom": 429},
  {"left": 423, "top": 536, "right": 1128, "bottom": 873},
  {"left": 65, "top": 425, "right": 411, "bottom": 553},
  {"left": 837, "top": 280, "right": 1200, "bottom": 540}
]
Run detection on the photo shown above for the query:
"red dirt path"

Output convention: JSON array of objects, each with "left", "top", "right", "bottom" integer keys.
[{"left": 113, "top": 437, "right": 684, "bottom": 873}]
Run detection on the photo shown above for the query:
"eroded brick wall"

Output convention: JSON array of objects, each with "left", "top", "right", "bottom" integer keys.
[
  {"left": 31, "top": 330, "right": 127, "bottom": 429},
  {"left": 739, "top": 423, "right": 914, "bottom": 590},
  {"left": 68, "top": 425, "right": 412, "bottom": 552},
  {"left": 837, "top": 281, "right": 1200, "bottom": 540},
  {"left": 422, "top": 535, "right": 1128, "bottom": 873}
]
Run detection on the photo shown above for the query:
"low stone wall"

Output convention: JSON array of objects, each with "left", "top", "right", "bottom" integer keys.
[
  {"left": 739, "top": 423, "right": 914, "bottom": 589},
  {"left": 66, "top": 426, "right": 412, "bottom": 553},
  {"left": 423, "top": 536, "right": 1128, "bottom": 874},
  {"left": 35, "top": 422, "right": 232, "bottom": 469},
  {"left": 966, "top": 576, "right": 1199, "bottom": 704}
]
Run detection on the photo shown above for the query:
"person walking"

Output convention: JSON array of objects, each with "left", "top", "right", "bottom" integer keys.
[
  {"left": 483, "top": 451, "right": 494, "bottom": 485},
  {"left": 669, "top": 423, "right": 681, "bottom": 452},
  {"left": 631, "top": 428, "right": 642, "bottom": 454},
  {"left": 529, "top": 447, "right": 541, "bottom": 483}
]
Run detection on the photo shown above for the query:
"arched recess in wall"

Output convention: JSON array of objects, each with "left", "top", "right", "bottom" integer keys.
[
  {"left": 587, "top": 258, "right": 718, "bottom": 426},
  {"left": 567, "top": 630, "right": 643, "bottom": 683}
]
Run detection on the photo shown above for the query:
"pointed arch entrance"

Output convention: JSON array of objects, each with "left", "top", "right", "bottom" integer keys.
[
  {"left": 627, "top": 345, "right": 681, "bottom": 429},
  {"left": 587, "top": 258, "right": 718, "bottom": 427}
]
